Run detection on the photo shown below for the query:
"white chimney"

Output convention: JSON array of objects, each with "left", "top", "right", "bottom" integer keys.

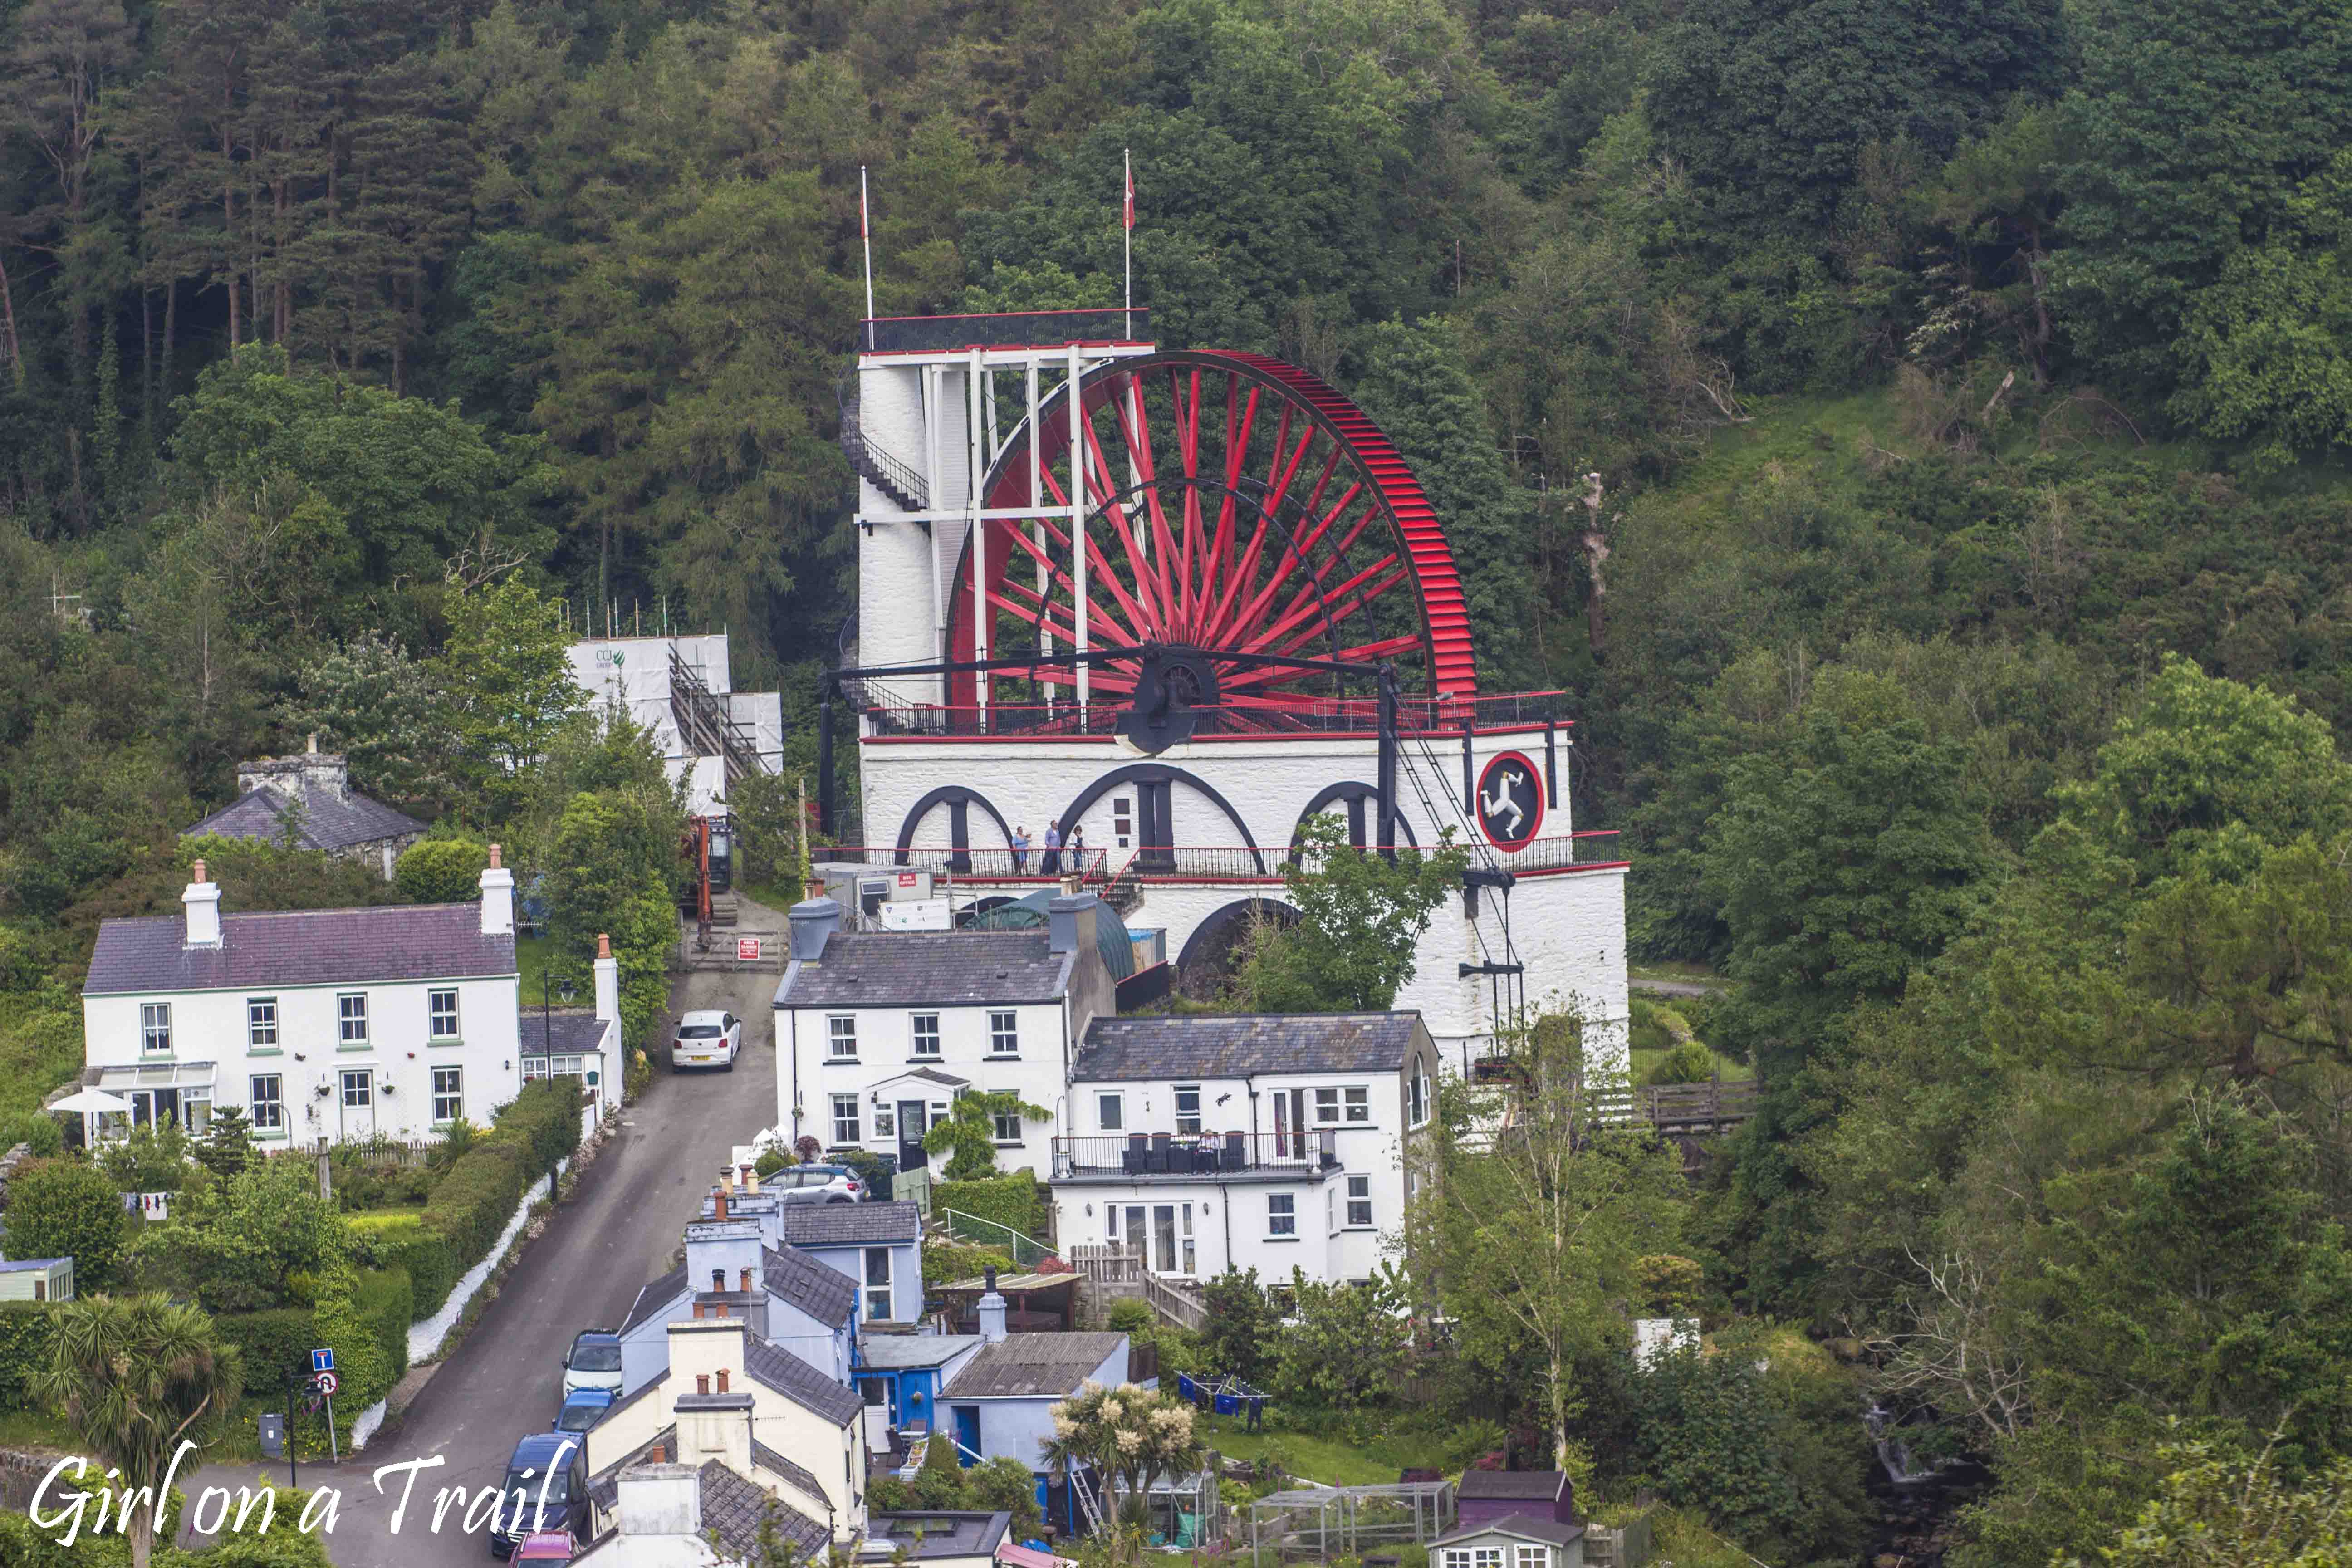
[
  {"left": 978, "top": 1266, "right": 1008, "bottom": 1344},
  {"left": 617, "top": 1462, "right": 701, "bottom": 1537},
  {"left": 182, "top": 860, "right": 222, "bottom": 949},
  {"left": 479, "top": 843, "right": 515, "bottom": 936},
  {"left": 593, "top": 932, "right": 621, "bottom": 1024}
]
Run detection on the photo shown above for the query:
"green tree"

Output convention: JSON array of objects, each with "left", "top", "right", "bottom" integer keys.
[
  {"left": 1199, "top": 1267, "right": 1283, "bottom": 1386},
  {"left": 966, "top": 1454, "right": 1046, "bottom": 1534},
  {"left": 2073, "top": 1439, "right": 2352, "bottom": 1568},
  {"left": 293, "top": 632, "right": 455, "bottom": 812},
  {"left": 434, "top": 575, "right": 582, "bottom": 820},
  {"left": 1271, "top": 1266, "right": 1414, "bottom": 1412},
  {"left": 191, "top": 1107, "right": 253, "bottom": 1186},
  {"left": 34, "top": 1294, "right": 240, "bottom": 1568},
  {"left": 97, "top": 1124, "right": 191, "bottom": 1196},
  {"left": 3, "top": 1159, "right": 127, "bottom": 1289},
  {"left": 1042, "top": 1381, "right": 1203, "bottom": 1503},
  {"left": 1233, "top": 816, "right": 1465, "bottom": 1012},
  {"left": 130, "top": 1151, "right": 347, "bottom": 1313},
  {"left": 394, "top": 839, "right": 490, "bottom": 905},
  {"left": 923, "top": 1091, "right": 1051, "bottom": 1180}
]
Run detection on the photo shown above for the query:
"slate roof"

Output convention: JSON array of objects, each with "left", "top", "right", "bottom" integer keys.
[
  {"left": 863, "top": 1512, "right": 1014, "bottom": 1560},
  {"left": 587, "top": 1426, "right": 677, "bottom": 1508},
  {"left": 623, "top": 1266, "right": 689, "bottom": 1333},
  {"left": 854, "top": 1333, "right": 980, "bottom": 1371},
  {"left": 1073, "top": 1013, "right": 1424, "bottom": 1082},
  {"left": 883, "top": 1066, "right": 969, "bottom": 1088},
  {"left": 941, "top": 1333, "right": 1127, "bottom": 1399},
  {"left": 1432, "top": 1514, "right": 1583, "bottom": 1548},
  {"left": 774, "top": 930, "right": 1074, "bottom": 1007},
  {"left": 521, "top": 1012, "right": 613, "bottom": 1057},
  {"left": 751, "top": 1439, "right": 827, "bottom": 1505},
  {"left": 1457, "top": 1471, "right": 1568, "bottom": 1501},
  {"left": 777, "top": 1200, "right": 922, "bottom": 1249},
  {"left": 698, "top": 1459, "right": 832, "bottom": 1560},
  {"left": 601, "top": 1371, "right": 670, "bottom": 1425},
  {"left": 764, "top": 1244, "right": 857, "bottom": 1328},
  {"left": 184, "top": 783, "right": 427, "bottom": 853},
  {"left": 84, "top": 902, "right": 516, "bottom": 995},
  {"left": 745, "top": 1335, "right": 865, "bottom": 1426}
]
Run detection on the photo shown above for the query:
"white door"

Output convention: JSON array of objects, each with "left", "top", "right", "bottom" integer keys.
[{"left": 340, "top": 1070, "right": 375, "bottom": 1139}]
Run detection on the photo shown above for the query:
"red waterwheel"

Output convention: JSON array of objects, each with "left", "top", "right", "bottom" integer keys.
[{"left": 942, "top": 350, "right": 1478, "bottom": 719}]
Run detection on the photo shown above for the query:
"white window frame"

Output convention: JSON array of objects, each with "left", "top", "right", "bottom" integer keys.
[
  {"left": 428, "top": 988, "right": 461, "bottom": 1040},
  {"left": 140, "top": 1002, "right": 172, "bottom": 1055},
  {"left": 523, "top": 1057, "right": 549, "bottom": 1083},
  {"left": 247, "top": 997, "right": 278, "bottom": 1050},
  {"left": 1181, "top": 1205, "right": 1196, "bottom": 1274},
  {"left": 1514, "top": 1546, "right": 1548, "bottom": 1568},
  {"left": 250, "top": 1074, "right": 283, "bottom": 1132},
  {"left": 431, "top": 1066, "right": 463, "bottom": 1124},
  {"left": 1347, "top": 1175, "right": 1372, "bottom": 1228},
  {"left": 1473, "top": 1549, "right": 1503, "bottom": 1568},
  {"left": 992, "top": 1107, "right": 1023, "bottom": 1143},
  {"left": 1409, "top": 1068, "right": 1431, "bottom": 1127},
  {"left": 1268, "top": 1193, "right": 1296, "bottom": 1237},
  {"left": 338, "top": 993, "right": 369, "bottom": 1045},
  {"left": 1174, "top": 1084, "right": 1201, "bottom": 1135},
  {"left": 863, "top": 1246, "right": 893, "bottom": 1321},
  {"left": 911, "top": 1013, "right": 941, "bottom": 1058},
  {"left": 987, "top": 1011, "right": 1019, "bottom": 1057},
  {"left": 1097, "top": 1092, "right": 1123, "bottom": 1132},
  {"left": 826, "top": 1015, "right": 858, "bottom": 1060},
  {"left": 1345, "top": 1086, "right": 1369, "bottom": 1122},
  {"left": 341, "top": 1069, "right": 372, "bottom": 1107},
  {"left": 1315, "top": 1087, "right": 1341, "bottom": 1124},
  {"left": 874, "top": 1103, "right": 897, "bottom": 1139},
  {"left": 832, "top": 1094, "right": 861, "bottom": 1145}
]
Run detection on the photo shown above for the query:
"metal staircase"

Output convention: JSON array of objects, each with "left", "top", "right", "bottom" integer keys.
[
  {"left": 668, "top": 648, "right": 764, "bottom": 786},
  {"left": 838, "top": 391, "right": 930, "bottom": 511}
]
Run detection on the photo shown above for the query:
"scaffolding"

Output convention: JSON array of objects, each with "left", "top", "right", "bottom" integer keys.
[{"left": 1248, "top": 1481, "right": 1456, "bottom": 1562}]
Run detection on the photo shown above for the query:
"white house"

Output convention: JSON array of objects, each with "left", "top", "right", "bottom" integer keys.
[
  {"left": 773, "top": 892, "right": 1115, "bottom": 1179},
  {"left": 77, "top": 852, "right": 526, "bottom": 1146},
  {"left": 1049, "top": 1013, "right": 1440, "bottom": 1287},
  {"left": 617, "top": 1203, "right": 861, "bottom": 1400}
]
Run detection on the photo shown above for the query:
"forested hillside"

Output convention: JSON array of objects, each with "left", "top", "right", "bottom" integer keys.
[{"left": 5, "top": 0, "right": 2352, "bottom": 1561}]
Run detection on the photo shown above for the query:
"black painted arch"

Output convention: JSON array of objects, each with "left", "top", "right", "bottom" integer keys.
[
  {"left": 1293, "top": 781, "right": 1419, "bottom": 849},
  {"left": 1175, "top": 896, "right": 1301, "bottom": 981},
  {"left": 893, "top": 785, "right": 1016, "bottom": 863},
  {"left": 1054, "top": 763, "right": 1267, "bottom": 874}
]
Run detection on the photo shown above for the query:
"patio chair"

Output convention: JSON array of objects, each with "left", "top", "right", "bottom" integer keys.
[
  {"left": 1122, "top": 1135, "right": 1147, "bottom": 1176},
  {"left": 1220, "top": 1131, "right": 1246, "bottom": 1171},
  {"left": 1149, "top": 1133, "right": 1174, "bottom": 1173}
]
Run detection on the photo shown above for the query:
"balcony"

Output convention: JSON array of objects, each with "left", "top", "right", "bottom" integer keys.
[
  {"left": 811, "top": 833, "right": 1621, "bottom": 885},
  {"left": 855, "top": 309, "right": 1152, "bottom": 355},
  {"left": 1050, "top": 1132, "right": 1340, "bottom": 1181},
  {"left": 847, "top": 686, "right": 1567, "bottom": 740}
]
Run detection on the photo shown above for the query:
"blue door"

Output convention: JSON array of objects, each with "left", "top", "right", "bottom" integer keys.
[{"left": 953, "top": 1405, "right": 980, "bottom": 1466}]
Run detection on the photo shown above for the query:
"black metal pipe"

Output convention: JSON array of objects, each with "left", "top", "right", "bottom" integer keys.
[
  {"left": 817, "top": 678, "right": 836, "bottom": 838},
  {"left": 1376, "top": 664, "right": 1399, "bottom": 861}
]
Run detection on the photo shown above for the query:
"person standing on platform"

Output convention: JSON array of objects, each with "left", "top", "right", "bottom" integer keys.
[
  {"left": 1042, "top": 824, "right": 1062, "bottom": 875},
  {"left": 1012, "top": 826, "right": 1030, "bottom": 872}
]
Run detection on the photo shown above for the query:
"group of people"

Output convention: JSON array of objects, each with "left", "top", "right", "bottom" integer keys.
[{"left": 1009, "top": 822, "right": 1086, "bottom": 875}]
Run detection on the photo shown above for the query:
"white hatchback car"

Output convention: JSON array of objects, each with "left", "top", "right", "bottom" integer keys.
[{"left": 672, "top": 1010, "right": 743, "bottom": 1071}]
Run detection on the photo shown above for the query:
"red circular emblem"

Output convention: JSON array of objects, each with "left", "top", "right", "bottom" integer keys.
[{"left": 1475, "top": 752, "right": 1544, "bottom": 852}]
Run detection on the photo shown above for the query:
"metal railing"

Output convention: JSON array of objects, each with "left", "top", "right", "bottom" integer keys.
[
  {"left": 810, "top": 834, "right": 1618, "bottom": 885},
  {"left": 850, "top": 687, "right": 1566, "bottom": 740},
  {"left": 1052, "top": 1131, "right": 1339, "bottom": 1179},
  {"left": 855, "top": 309, "right": 1152, "bottom": 355},
  {"left": 938, "top": 1207, "right": 1057, "bottom": 1268},
  {"left": 838, "top": 394, "right": 931, "bottom": 510},
  {"left": 809, "top": 845, "right": 1115, "bottom": 880}
]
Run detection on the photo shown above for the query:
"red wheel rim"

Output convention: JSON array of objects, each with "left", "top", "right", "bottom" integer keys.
[{"left": 943, "top": 350, "right": 1478, "bottom": 716}]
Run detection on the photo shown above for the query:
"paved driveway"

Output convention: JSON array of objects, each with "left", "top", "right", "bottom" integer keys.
[{"left": 185, "top": 924, "right": 783, "bottom": 1566}]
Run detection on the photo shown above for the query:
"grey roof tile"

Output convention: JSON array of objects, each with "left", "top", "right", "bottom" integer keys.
[
  {"left": 941, "top": 1333, "right": 1127, "bottom": 1399},
  {"left": 84, "top": 902, "right": 515, "bottom": 995},
  {"left": 745, "top": 1336, "right": 865, "bottom": 1426},
  {"left": 854, "top": 1334, "right": 980, "bottom": 1371},
  {"left": 1073, "top": 1013, "right": 1424, "bottom": 1082},
  {"left": 623, "top": 1268, "right": 688, "bottom": 1333},
  {"left": 184, "top": 783, "right": 427, "bottom": 853},
  {"left": 1433, "top": 1514, "right": 1583, "bottom": 1548},
  {"left": 774, "top": 931, "right": 1074, "bottom": 1007},
  {"left": 1457, "top": 1472, "right": 1568, "bottom": 1501},
  {"left": 764, "top": 1245, "right": 856, "bottom": 1328},
  {"left": 751, "top": 1439, "right": 828, "bottom": 1505},
  {"left": 777, "top": 1200, "right": 922, "bottom": 1249},
  {"left": 698, "top": 1460, "right": 832, "bottom": 1560},
  {"left": 522, "top": 1012, "right": 614, "bottom": 1057}
]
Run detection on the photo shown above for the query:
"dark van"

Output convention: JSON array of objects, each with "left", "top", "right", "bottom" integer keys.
[{"left": 489, "top": 1432, "right": 590, "bottom": 1558}]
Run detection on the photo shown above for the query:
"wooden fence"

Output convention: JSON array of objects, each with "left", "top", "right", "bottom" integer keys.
[
  {"left": 1584, "top": 1515, "right": 1654, "bottom": 1568},
  {"left": 1143, "top": 1270, "right": 1209, "bottom": 1333}
]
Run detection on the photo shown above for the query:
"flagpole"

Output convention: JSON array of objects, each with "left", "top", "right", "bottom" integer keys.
[
  {"left": 1122, "top": 148, "right": 1133, "bottom": 340},
  {"left": 860, "top": 165, "right": 876, "bottom": 351}
]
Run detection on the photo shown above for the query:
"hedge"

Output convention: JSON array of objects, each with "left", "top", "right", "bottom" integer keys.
[
  {"left": 934, "top": 1170, "right": 1048, "bottom": 1243},
  {"left": 354, "top": 1267, "right": 413, "bottom": 1385},
  {"left": 499, "top": 1078, "right": 583, "bottom": 1175},
  {"left": 420, "top": 1137, "right": 530, "bottom": 1274},
  {"left": 0, "top": 1301, "right": 55, "bottom": 1409},
  {"left": 375, "top": 1225, "right": 456, "bottom": 1318},
  {"left": 215, "top": 1308, "right": 321, "bottom": 1393}
]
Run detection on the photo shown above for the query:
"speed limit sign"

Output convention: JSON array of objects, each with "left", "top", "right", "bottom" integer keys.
[{"left": 313, "top": 1371, "right": 339, "bottom": 1397}]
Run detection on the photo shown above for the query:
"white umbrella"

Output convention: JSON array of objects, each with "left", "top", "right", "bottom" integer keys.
[{"left": 50, "top": 1088, "right": 130, "bottom": 1116}]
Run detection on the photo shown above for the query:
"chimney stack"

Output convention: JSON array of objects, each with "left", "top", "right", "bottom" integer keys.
[
  {"left": 739, "top": 1267, "right": 751, "bottom": 1291},
  {"left": 693, "top": 1301, "right": 705, "bottom": 1320},
  {"left": 714, "top": 1189, "right": 729, "bottom": 1220},
  {"left": 593, "top": 932, "right": 620, "bottom": 1024},
  {"left": 789, "top": 897, "right": 843, "bottom": 962},
  {"left": 479, "top": 843, "right": 515, "bottom": 936},
  {"left": 978, "top": 1266, "right": 1009, "bottom": 1345},
  {"left": 182, "top": 860, "right": 223, "bottom": 950},
  {"left": 715, "top": 1368, "right": 730, "bottom": 1393},
  {"left": 1048, "top": 887, "right": 1099, "bottom": 958},
  {"left": 696, "top": 1374, "right": 710, "bottom": 1395}
]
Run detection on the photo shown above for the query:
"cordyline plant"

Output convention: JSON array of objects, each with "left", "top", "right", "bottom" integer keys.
[{"left": 1042, "top": 1381, "right": 1203, "bottom": 1519}]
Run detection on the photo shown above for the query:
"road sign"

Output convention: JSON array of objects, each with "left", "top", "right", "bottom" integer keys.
[
  {"left": 310, "top": 1347, "right": 334, "bottom": 1374},
  {"left": 314, "top": 1370, "right": 339, "bottom": 1396},
  {"left": 737, "top": 936, "right": 761, "bottom": 960}
]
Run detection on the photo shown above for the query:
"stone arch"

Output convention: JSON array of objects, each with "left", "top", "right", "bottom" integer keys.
[
  {"left": 1055, "top": 763, "right": 1266, "bottom": 873},
  {"left": 893, "top": 785, "right": 1015, "bottom": 871},
  {"left": 1175, "top": 896, "right": 1300, "bottom": 1000},
  {"left": 1292, "top": 781, "right": 1419, "bottom": 851}
]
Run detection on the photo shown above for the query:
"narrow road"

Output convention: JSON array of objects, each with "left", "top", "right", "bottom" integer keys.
[
  {"left": 186, "top": 901, "right": 785, "bottom": 1566},
  {"left": 1630, "top": 977, "right": 1723, "bottom": 998}
]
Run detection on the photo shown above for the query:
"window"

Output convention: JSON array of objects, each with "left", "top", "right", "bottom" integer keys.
[
  {"left": 1174, "top": 1084, "right": 1201, "bottom": 1135},
  {"left": 863, "top": 1247, "right": 893, "bottom": 1321},
  {"left": 341, "top": 1071, "right": 372, "bottom": 1107},
  {"left": 1181, "top": 1205, "right": 1196, "bottom": 1274},
  {"left": 429, "top": 989, "right": 460, "bottom": 1040},
  {"left": 826, "top": 1015, "right": 858, "bottom": 1060},
  {"left": 911, "top": 1014, "right": 941, "bottom": 1058},
  {"left": 993, "top": 1107, "right": 1023, "bottom": 1142},
  {"left": 522, "top": 1057, "right": 548, "bottom": 1083},
  {"left": 1443, "top": 1551, "right": 1503, "bottom": 1568},
  {"left": 1268, "top": 1194, "right": 1296, "bottom": 1237},
  {"left": 250, "top": 1074, "right": 283, "bottom": 1132},
  {"left": 1345, "top": 1086, "right": 1369, "bottom": 1122},
  {"left": 1113, "top": 797, "right": 1132, "bottom": 848},
  {"left": 832, "top": 1094, "right": 861, "bottom": 1145},
  {"left": 338, "top": 993, "right": 369, "bottom": 1045},
  {"left": 1408, "top": 1068, "right": 1430, "bottom": 1127},
  {"left": 432, "top": 1067, "right": 463, "bottom": 1123},
  {"left": 874, "top": 1104, "right": 896, "bottom": 1139},
  {"left": 988, "top": 1011, "right": 1019, "bottom": 1056},
  {"left": 1347, "top": 1175, "right": 1373, "bottom": 1228},
  {"left": 247, "top": 998, "right": 278, "bottom": 1050},
  {"left": 1315, "top": 1088, "right": 1341, "bottom": 1124},
  {"left": 1516, "top": 1547, "right": 1548, "bottom": 1568},
  {"left": 1097, "top": 1093, "right": 1123, "bottom": 1132},
  {"left": 141, "top": 1003, "right": 172, "bottom": 1054}
]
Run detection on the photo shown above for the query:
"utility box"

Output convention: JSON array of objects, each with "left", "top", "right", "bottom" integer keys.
[{"left": 258, "top": 1412, "right": 285, "bottom": 1459}]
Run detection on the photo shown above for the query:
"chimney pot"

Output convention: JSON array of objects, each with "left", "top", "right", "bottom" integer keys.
[
  {"left": 307, "top": 732, "right": 318, "bottom": 755},
  {"left": 715, "top": 1191, "right": 729, "bottom": 1220},
  {"left": 598, "top": 932, "right": 611, "bottom": 959},
  {"left": 716, "top": 1368, "right": 730, "bottom": 1393},
  {"left": 696, "top": 1374, "right": 710, "bottom": 1395},
  {"left": 712, "top": 1269, "right": 725, "bottom": 1290},
  {"left": 488, "top": 843, "right": 502, "bottom": 868},
  {"left": 693, "top": 1301, "right": 705, "bottom": 1319},
  {"left": 191, "top": 858, "right": 208, "bottom": 884},
  {"left": 715, "top": 1302, "right": 728, "bottom": 1318},
  {"left": 739, "top": 1267, "right": 751, "bottom": 1291},
  {"left": 648, "top": 1444, "right": 665, "bottom": 1463}
]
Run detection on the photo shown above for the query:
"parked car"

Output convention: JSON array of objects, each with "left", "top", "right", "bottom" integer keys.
[
  {"left": 671, "top": 1010, "right": 742, "bottom": 1071},
  {"left": 488, "top": 1433, "right": 590, "bottom": 1558},
  {"left": 514, "top": 1530, "right": 578, "bottom": 1563},
  {"left": 553, "top": 1387, "right": 614, "bottom": 1435},
  {"left": 561, "top": 1329, "right": 623, "bottom": 1398},
  {"left": 771, "top": 1162, "right": 863, "bottom": 1204}
]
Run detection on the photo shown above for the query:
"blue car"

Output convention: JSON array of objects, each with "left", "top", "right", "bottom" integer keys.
[{"left": 553, "top": 1388, "right": 613, "bottom": 1436}]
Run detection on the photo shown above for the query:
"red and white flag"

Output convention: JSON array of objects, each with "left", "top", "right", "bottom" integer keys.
[
  {"left": 861, "top": 176, "right": 871, "bottom": 240},
  {"left": 1123, "top": 151, "right": 1135, "bottom": 231}
]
